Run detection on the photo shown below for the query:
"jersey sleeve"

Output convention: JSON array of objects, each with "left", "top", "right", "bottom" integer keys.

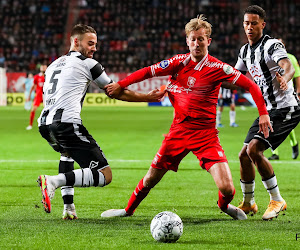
[
  {"left": 267, "top": 40, "right": 288, "bottom": 63},
  {"left": 288, "top": 54, "right": 300, "bottom": 78},
  {"left": 235, "top": 46, "right": 248, "bottom": 73},
  {"left": 84, "top": 58, "right": 112, "bottom": 89},
  {"left": 118, "top": 54, "right": 188, "bottom": 88},
  {"left": 235, "top": 74, "right": 268, "bottom": 116}
]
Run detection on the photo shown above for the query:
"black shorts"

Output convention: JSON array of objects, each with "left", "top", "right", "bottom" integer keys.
[
  {"left": 39, "top": 122, "right": 109, "bottom": 169},
  {"left": 218, "top": 97, "right": 234, "bottom": 107},
  {"left": 244, "top": 106, "right": 300, "bottom": 150}
]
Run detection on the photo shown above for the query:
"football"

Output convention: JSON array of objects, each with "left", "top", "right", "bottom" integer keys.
[{"left": 150, "top": 211, "right": 183, "bottom": 243}]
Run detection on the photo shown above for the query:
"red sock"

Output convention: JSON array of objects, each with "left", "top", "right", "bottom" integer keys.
[
  {"left": 125, "top": 178, "right": 151, "bottom": 215},
  {"left": 29, "top": 111, "right": 35, "bottom": 126},
  {"left": 217, "top": 189, "right": 235, "bottom": 211}
]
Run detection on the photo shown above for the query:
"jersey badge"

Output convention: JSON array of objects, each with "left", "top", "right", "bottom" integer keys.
[
  {"left": 223, "top": 65, "right": 234, "bottom": 75},
  {"left": 187, "top": 76, "right": 196, "bottom": 88},
  {"left": 159, "top": 60, "right": 169, "bottom": 69}
]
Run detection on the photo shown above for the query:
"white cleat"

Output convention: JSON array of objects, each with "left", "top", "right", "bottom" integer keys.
[
  {"left": 223, "top": 204, "right": 248, "bottom": 220},
  {"left": 101, "top": 209, "right": 129, "bottom": 218},
  {"left": 26, "top": 125, "right": 32, "bottom": 130},
  {"left": 62, "top": 204, "right": 78, "bottom": 220}
]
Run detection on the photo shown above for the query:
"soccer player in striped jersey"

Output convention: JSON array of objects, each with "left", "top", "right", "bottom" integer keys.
[
  {"left": 101, "top": 15, "right": 272, "bottom": 220},
  {"left": 36, "top": 24, "right": 164, "bottom": 220},
  {"left": 216, "top": 87, "right": 238, "bottom": 128},
  {"left": 235, "top": 5, "right": 300, "bottom": 220}
]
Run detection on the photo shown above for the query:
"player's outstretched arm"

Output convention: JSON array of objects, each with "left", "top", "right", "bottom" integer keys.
[
  {"left": 277, "top": 58, "right": 295, "bottom": 91},
  {"left": 257, "top": 114, "right": 273, "bottom": 138},
  {"left": 110, "top": 88, "right": 165, "bottom": 103},
  {"left": 104, "top": 83, "right": 122, "bottom": 98}
]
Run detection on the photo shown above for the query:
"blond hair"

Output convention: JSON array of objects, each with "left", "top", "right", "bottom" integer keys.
[{"left": 185, "top": 15, "right": 212, "bottom": 38}]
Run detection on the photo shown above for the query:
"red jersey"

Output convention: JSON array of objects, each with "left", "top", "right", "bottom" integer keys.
[
  {"left": 33, "top": 73, "right": 45, "bottom": 97},
  {"left": 119, "top": 53, "right": 268, "bottom": 129}
]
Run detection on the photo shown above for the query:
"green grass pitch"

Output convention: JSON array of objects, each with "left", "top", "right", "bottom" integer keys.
[{"left": 0, "top": 106, "right": 299, "bottom": 249}]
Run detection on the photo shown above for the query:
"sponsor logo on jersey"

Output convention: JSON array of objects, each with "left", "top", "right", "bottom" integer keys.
[
  {"left": 159, "top": 60, "right": 169, "bottom": 69},
  {"left": 223, "top": 65, "right": 234, "bottom": 75},
  {"left": 249, "top": 65, "right": 262, "bottom": 79}
]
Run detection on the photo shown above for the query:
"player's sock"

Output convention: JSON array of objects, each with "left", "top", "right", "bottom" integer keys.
[
  {"left": 217, "top": 189, "right": 235, "bottom": 211},
  {"left": 240, "top": 179, "right": 255, "bottom": 205},
  {"left": 216, "top": 110, "right": 222, "bottom": 125},
  {"left": 262, "top": 174, "right": 283, "bottom": 202},
  {"left": 29, "top": 111, "right": 35, "bottom": 126},
  {"left": 229, "top": 110, "right": 236, "bottom": 125},
  {"left": 59, "top": 156, "right": 75, "bottom": 205},
  {"left": 64, "top": 168, "right": 106, "bottom": 187},
  {"left": 289, "top": 129, "right": 297, "bottom": 147},
  {"left": 125, "top": 178, "right": 151, "bottom": 215}
]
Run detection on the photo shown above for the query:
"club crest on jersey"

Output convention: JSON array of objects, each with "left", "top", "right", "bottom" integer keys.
[
  {"left": 159, "top": 60, "right": 169, "bottom": 69},
  {"left": 89, "top": 161, "right": 99, "bottom": 169},
  {"left": 223, "top": 65, "right": 234, "bottom": 75},
  {"left": 187, "top": 76, "right": 196, "bottom": 88}
]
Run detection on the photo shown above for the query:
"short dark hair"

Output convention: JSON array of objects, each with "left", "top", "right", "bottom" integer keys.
[
  {"left": 71, "top": 24, "right": 96, "bottom": 39},
  {"left": 244, "top": 5, "right": 266, "bottom": 20}
]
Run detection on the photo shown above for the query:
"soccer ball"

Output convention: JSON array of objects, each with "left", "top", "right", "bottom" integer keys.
[{"left": 150, "top": 211, "right": 183, "bottom": 243}]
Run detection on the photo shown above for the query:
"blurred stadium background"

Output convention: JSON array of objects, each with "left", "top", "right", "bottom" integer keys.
[{"left": 0, "top": 0, "right": 299, "bottom": 106}]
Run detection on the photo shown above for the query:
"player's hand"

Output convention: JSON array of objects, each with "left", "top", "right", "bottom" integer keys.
[
  {"left": 147, "top": 89, "right": 166, "bottom": 102},
  {"left": 276, "top": 72, "right": 288, "bottom": 91},
  {"left": 258, "top": 114, "right": 273, "bottom": 138},
  {"left": 104, "top": 83, "right": 122, "bottom": 98}
]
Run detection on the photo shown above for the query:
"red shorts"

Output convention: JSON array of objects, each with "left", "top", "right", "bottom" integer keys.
[
  {"left": 33, "top": 93, "right": 43, "bottom": 107},
  {"left": 151, "top": 124, "right": 228, "bottom": 171}
]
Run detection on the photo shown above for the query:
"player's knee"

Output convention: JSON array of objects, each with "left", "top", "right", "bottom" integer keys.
[
  {"left": 100, "top": 166, "right": 112, "bottom": 185},
  {"left": 239, "top": 146, "right": 248, "bottom": 161},
  {"left": 219, "top": 183, "right": 235, "bottom": 196}
]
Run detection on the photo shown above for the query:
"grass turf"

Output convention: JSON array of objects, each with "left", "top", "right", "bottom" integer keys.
[{"left": 0, "top": 106, "right": 299, "bottom": 249}]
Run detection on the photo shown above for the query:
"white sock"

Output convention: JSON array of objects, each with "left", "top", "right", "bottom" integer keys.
[
  {"left": 240, "top": 179, "right": 255, "bottom": 205},
  {"left": 217, "top": 110, "right": 222, "bottom": 125},
  {"left": 230, "top": 110, "right": 236, "bottom": 124},
  {"left": 262, "top": 175, "right": 283, "bottom": 202},
  {"left": 48, "top": 174, "right": 66, "bottom": 188}
]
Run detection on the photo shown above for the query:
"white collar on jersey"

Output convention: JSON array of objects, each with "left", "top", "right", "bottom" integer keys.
[{"left": 184, "top": 53, "right": 208, "bottom": 71}]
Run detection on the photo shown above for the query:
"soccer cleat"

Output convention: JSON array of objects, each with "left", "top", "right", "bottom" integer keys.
[
  {"left": 217, "top": 123, "right": 224, "bottom": 128},
  {"left": 101, "top": 209, "right": 130, "bottom": 218},
  {"left": 37, "top": 175, "right": 56, "bottom": 213},
  {"left": 262, "top": 200, "right": 287, "bottom": 220},
  {"left": 62, "top": 204, "right": 78, "bottom": 220},
  {"left": 268, "top": 154, "right": 279, "bottom": 160},
  {"left": 26, "top": 125, "right": 32, "bottom": 130},
  {"left": 223, "top": 204, "right": 247, "bottom": 220},
  {"left": 230, "top": 122, "right": 239, "bottom": 127},
  {"left": 238, "top": 201, "right": 258, "bottom": 215},
  {"left": 292, "top": 144, "right": 299, "bottom": 159}
]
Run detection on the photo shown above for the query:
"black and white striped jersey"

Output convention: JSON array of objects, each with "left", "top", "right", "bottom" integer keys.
[
  {"left": 38, "top": 51, "right": 112, "bottom": 126},
  {"left": 235, "top": 35, "right": 299, "bottom": 110},
  {"left": 219, "top": 87, "right": 232, "bottom": 99}
]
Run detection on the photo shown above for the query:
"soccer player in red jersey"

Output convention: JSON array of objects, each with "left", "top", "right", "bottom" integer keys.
[
  {"left": 101, "top": 15, "right": 273, "bottom": 220},
  {"left": 26, "top": 64, "right": 47, "bottom": 130}
]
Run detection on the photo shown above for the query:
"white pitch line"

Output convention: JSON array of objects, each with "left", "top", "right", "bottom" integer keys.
[{"left": 0, "top": 159, "right": 298, "bottom": 164}]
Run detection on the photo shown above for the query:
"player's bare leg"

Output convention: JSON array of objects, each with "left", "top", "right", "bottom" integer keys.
[
  {"left": 238, "top": 144, "right": 258, "bottom": 215},
  {"left": 209, "top": 162, "right": 247, "bottom": 220},
  {"left": 101, "top": 167, "right": 167, "bottom": 218},
  {"left": 246, "top": 139, "right": 286, "bottom": 220}
]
